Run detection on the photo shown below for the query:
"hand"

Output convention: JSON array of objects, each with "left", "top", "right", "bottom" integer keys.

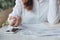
[
  {"left": 9, "top": 16, "right": 16, "bottom": 26},
  {"left": 14, "top": 16, "right": 22, "bottom": 27}
]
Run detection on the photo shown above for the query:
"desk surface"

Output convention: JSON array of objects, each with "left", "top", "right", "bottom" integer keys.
[{"left": 0, "top": 23, "right": 60, "bottom": 40}]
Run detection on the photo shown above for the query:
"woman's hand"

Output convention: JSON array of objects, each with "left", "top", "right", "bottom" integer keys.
[
  {"left": 14, "top": 16, "right": 22, "bottom": 27},
  {"left": 9, "top": 16, "right": 16, "bottom": 26}
]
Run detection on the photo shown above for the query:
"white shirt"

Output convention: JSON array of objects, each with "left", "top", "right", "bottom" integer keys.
[{"left": 9, "top": 0, "right": 59, "bottom": 24}]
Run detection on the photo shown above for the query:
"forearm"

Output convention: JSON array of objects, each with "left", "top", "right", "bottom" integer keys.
[{"left": 14, "top": 16, "right": 22, "bottom": 27}]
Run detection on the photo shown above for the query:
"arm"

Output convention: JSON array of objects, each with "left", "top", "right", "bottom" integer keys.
[
  {"left": 13, "top": 0, "right": 22, "bottom": 26},
  {"left": 47, "top": 0, "right": 59, "bottom": 24},
  {"left": 8, "top": 0, "right": 22, "bottom": 26},
  {"left": 12, "top": 0, "right": 22, "bottom": 17},
  {"left": 14, "top": 16, "right": 22, "bottom": 27}
]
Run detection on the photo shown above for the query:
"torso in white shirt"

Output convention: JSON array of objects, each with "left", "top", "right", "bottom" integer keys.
[{"left": 21, "top": 0, "right": 49, "bottom": 24}]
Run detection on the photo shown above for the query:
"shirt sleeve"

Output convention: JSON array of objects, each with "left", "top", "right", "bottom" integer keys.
[
  {"left": 9, "top": 0, "right": 22, "bottom": 18},
  {"left": 47, "top": 0, "right": 59, "bottom": 24}
]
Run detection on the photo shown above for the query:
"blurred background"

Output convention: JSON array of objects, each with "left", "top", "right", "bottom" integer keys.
[
  {"left": 0, "top": 0, "right": 15, "bottom": 27},
  {"left": 0, "top": 0, "right": 15, "bottom": 11}
]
